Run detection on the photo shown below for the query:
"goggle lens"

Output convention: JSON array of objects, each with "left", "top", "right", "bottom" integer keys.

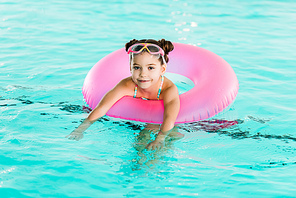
[
  {"left": 147, "top": 45, "right": 160, "bottom": 53},
  {"left": 131, "top": 45, "right": 144, "bottom": 52}
]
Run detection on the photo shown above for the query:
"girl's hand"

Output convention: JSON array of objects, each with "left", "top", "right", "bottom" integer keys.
[
  {"left": 146, "top": 133, "right": 166, "bottom": 150},
  {"left": 65, "top": 118, "right": 93, "bottom": 141},
  {"left": 146, "top": 139, "right": 165, "bottom": 150},
  {"left": 65, "top": 130, "right": 84, "bottom": 141}
]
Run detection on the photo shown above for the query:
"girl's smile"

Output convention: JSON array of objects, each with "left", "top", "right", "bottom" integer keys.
[{"left": 138, "top": 80, "right": 150, "bottom": 83}]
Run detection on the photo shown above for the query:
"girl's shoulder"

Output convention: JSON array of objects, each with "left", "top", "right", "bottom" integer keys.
[
  {"left": 160, "top": 76, "right": 179, "bottom": 99},
  {"left": 163, "top": 76, "right": 177, "bottom": 90},
  {"left": 118, "top": 76, "right": 135, "bottom": 88},
  {"left": 114, "top": 77, "right": 135, "bottom": 97}
]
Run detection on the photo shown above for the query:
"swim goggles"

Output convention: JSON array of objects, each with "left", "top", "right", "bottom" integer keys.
[{"left": 127, "top": 43, "right": 165, "bottom": 56}]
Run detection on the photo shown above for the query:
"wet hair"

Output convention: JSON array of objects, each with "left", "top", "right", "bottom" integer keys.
[{"left": 125, "top": 39, "right": 174, "bottom": 64}]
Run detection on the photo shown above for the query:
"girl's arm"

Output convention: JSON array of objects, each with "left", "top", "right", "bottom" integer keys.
[
  {"left": 146, "top": 84, "right": 180, "bottom": 150},
  {"left": 66, "top": 78, "right": 132, "bottom": 140}
]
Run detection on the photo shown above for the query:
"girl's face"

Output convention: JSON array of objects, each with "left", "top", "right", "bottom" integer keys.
[{"left": 130, "top": 52, "right": 166, "bottom": 90}]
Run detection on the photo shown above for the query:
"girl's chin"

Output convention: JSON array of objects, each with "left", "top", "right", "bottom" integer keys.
[
  {"left": 138, "top": 84, "right": 151, "bottom": 89},
  {"left": 137, "top": 80, "right": 151, "bottom": 86}
]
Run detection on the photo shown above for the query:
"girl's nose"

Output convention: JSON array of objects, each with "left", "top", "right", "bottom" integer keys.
[{"left": 140, "top": 69, "right": 147, "bottom": 77}]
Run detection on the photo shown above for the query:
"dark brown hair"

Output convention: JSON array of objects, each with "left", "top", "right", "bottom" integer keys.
[{"left": 125, "top": 39, "right": 174, "bottom": 64}]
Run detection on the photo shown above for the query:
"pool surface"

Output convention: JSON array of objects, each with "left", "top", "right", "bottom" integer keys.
[{"left": 1, "top": 0, "right": 296, "bottom": 197}]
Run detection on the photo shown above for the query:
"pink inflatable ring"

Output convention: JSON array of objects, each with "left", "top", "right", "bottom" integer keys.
[{"left": 82, "top": 43, "right": 239, "bottom": 124}]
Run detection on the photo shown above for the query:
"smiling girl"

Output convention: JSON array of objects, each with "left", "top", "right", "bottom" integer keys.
[{"left": 66, "top": 39, "right": 180, "bottom": 150}]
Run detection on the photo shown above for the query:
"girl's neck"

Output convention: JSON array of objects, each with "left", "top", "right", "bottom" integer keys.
[{"left": 136, "top": 77, "right": 163, "bottom": 98}]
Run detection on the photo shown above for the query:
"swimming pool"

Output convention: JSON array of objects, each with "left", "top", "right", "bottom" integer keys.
[{"left": 1, "top": 0, "right": 296, "bottom": 197}]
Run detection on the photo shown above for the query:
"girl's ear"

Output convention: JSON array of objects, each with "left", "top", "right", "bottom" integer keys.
[{"left": 161, "top": 64, "right": 167, "bottom": 75}]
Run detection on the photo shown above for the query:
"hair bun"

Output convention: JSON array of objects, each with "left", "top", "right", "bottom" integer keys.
[
  {"left": 158, "top": 39, "right": 174, "bottom": 55},
  {"left": 125, "top": 39, "right": 139, "bottom": 52}
]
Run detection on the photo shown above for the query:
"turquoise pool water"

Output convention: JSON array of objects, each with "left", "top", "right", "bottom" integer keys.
[{"left": 1, "top": 0, "right": 296, "bottom": 197}]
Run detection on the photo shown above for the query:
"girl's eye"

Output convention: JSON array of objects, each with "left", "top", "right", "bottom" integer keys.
[
  {"left": 148, "top": 67, "right": 154, "bottom": 70},
  {"left": 133, "top": 66, "right": 140, "bottom": 70}
]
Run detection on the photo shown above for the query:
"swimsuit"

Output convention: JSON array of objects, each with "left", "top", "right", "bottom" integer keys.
[{"left": 133, "top": 75, "right": 164, "bottom": 100}]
